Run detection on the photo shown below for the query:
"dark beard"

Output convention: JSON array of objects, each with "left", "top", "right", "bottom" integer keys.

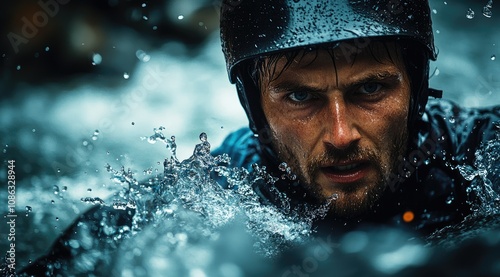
[{"left": 270, "top": 129, "right": 408, "bottom": 219}]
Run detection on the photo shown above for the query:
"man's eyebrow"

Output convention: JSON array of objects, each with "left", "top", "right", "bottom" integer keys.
[
  {"left": 345, "top": 71, "right": 403, "bottom": 89},
  {"left": 268, "top": 71, "right": 403, "bottom": 93},
  {"left": 269, "top": 81, "right": 326, "bottom": 94}
]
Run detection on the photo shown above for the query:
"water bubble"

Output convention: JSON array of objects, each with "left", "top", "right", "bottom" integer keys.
[
  {"left": 141, "top": 3, "right": 146, "bottom": 7},
  {"left": 491, "top": 55, "right": 496, "bottom": 61},
  {"left": 445, "top": 195, "right": 454, "bottom": 204},
  {"left": 483, "top": 0, "right": 493, "bottom": 18},
  {"left": 16, "top": 65, "right": 21, "bottom": 70},
  {"left": 448, "top": 116, "right": 455, "bottom": 124},
  {"left": 123, "top": 72, "right": 130, "bottom": 79},
  {"left": 142, "top": 15, "right": 148, "bottom": 21},
  {"left": 432, "top": 9, "right": 437, "bottom": 14},
  {"left": 466, "top": 8, "right": 475, "bottom": 19},
  {"left": 25, "top": 206, "right": 32, "bottom": 216},
  {"left": 92, "top": 53, "right": 102, "bottom": 65},
  {"left": 92, "top": 130, "right": 100, "bottom": 141},
  {"left": 135, "top": 50, "right": 150, "bottom": 62},
  {"left": 178, "top": 15, "right": 184, "bottom": 20},
  {"left": 45, "top": 46, "right": 50, "bottom": 52}
]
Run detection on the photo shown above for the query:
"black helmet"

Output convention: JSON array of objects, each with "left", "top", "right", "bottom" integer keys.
[{"left": 220, "top": 0, "right": 441, "bottom": 137}]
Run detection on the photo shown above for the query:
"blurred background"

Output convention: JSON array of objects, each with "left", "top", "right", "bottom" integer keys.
[{"left": 0, "top": 0, "right": 499, "bottom": 272}]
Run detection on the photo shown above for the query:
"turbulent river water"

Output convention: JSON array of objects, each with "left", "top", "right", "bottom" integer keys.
[{"left": 1, "top": 0, "right": 500, "bottom": 276}]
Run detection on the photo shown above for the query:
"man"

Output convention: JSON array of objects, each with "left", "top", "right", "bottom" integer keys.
[
  {"left": 18, "top": 0, "right": 500, "bottom": 275},
  {"left": 213, "top": 0, "right": 500, "bottom": 235}
]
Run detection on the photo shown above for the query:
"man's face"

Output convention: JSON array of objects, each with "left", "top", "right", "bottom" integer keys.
[{"left": 260, "top": 42, "right": 411, "bottom": 218}]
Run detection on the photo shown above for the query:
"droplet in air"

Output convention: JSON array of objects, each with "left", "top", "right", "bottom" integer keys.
[
  {"left": 199, "top": 132, "right": 208, "bottom": 142},
  {"left": 92, "top": 129, "right": 100, "bottom": 141},
  {"left": 483, "top": 0, "right": 493, "bottom": 18},
  {"left": 135, "top": 50, "right": 150, "bottom": 62},
  {"left": 25, "top": 206, "right": 33, "bottom": 216},
  {"left": 466, "top": 8, "right": 475, "bottom": 19},
  {"left": 92, "top": 53, "right": 102, "bottom": 65},
  {"left": 123, "top": 72, "right": 130, "bottom": 79}
]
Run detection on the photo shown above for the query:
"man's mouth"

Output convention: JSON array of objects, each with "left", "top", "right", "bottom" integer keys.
[{"left": 321, "top": 162, "right": 370, "bottom": 183}]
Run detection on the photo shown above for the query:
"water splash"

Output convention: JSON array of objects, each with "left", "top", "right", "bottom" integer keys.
[
  {"left": 53, "top": 126, "right": 331, "bottom": 276},
  {"left": 458, "top": 130, "right": 500, "bottom": 215}
]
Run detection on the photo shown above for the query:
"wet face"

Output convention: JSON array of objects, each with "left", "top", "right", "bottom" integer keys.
[{"left": 259, "top": 42, "right": 411, "bottom": 218}]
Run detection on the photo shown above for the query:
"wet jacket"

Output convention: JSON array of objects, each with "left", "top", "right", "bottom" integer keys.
[{"left": 19, "top": 99, "right": 500, "bottom": 276}]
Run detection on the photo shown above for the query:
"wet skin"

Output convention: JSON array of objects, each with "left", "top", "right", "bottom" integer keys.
[{"left": 260, "top": 43, "right": 411, "bottom": 218}]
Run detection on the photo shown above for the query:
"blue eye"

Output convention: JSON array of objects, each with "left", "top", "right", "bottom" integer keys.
[
  {"left": 360, "top": 83, "right": 382, "bottom": 94},
  {"left": 288, "top": 91, "right": 312, "bottom": 102}
]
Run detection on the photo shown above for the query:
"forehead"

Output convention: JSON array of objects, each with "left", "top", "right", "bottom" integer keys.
[{"left": 262, "top": 41, "right": 405, "bottom": 79}]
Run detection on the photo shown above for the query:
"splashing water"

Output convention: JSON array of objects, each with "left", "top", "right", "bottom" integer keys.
[
  {"left": 32, "top": 127, "right": 332, "bottom": 275},
  {"left": 458, "top": 130, "right": 500, "bottom": 216}
]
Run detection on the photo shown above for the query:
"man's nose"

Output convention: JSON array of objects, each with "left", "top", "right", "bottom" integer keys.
[{"left": 323, "top": 98, "right": 361, "bottom": 149}]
